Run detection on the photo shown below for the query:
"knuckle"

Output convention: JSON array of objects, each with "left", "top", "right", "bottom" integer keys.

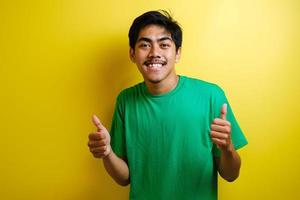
[
  {"left": 93, "top": 154, "right": 100, "bottom": 158},
  {"left": 211, "top": 126, "right": 216, "bottom": 131},
  {"left": 98, "top": 141, "right": 103, "bottom": 146},
  {"left": 100, "top": 140, "right": 105, "bottom": 145},
  {"left": 225, "top": 127, "right": 230, "bottom": 133},
  {"left": 210, "top": 131, "right": 216, "bottom": 137}
]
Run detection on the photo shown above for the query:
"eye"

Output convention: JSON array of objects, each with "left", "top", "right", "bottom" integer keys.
[
  {"left": 139, "top": 43, "right": 150, "bottom": 48},
  {"left": 160, "top": 43, "right": 171, "bottom": 49}
]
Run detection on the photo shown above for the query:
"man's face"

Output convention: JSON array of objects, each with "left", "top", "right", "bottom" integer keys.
[{"left": 130, "top": 25, "right": 181, "bottom": 84}]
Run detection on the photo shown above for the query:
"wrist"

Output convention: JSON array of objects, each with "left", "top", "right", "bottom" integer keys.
[
  {"left": 103, "top": 145, "right": 113, "bottom": 160},
  {"left": 221, "top": 143, "right": 235, "bottom": 156}
]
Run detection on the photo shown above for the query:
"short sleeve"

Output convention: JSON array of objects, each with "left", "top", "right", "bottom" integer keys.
[
  {"left": 211, "top": 85, "right": 248, "bottom": 157},
  {"left": 110, "top": 92, "right": 127, "bottom": 158}
]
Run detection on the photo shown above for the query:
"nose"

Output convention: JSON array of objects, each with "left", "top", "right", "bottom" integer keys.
[{"left": 148, "top": 44, "right": 161, "bottom": 58}]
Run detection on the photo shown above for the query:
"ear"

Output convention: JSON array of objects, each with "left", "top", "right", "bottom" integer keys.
[
  {"left": 129, "top": 48, "right": 135, "bottom": 63},
  {"left": 175, "top": 47, "right": 181, "bottom": 63}
]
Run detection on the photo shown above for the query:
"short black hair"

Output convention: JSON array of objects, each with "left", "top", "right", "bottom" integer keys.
[{"left": 128, "top": 10, "right": 182, "bottom": 51}]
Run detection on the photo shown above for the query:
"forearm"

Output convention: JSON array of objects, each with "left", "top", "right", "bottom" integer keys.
[
  {"left": 218, "top": 145, "right": 241, "bottom": 182},
  {"left": 103, "top": 150, "right": 130, "bottom": 186}
]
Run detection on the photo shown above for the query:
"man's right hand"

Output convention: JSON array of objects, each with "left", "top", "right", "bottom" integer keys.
[{"left": 88, "top": 115, "right": 111, "bottom": 158}]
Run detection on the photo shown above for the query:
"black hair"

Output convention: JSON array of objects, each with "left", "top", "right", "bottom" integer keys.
[{"left": 128, "top": 10, "right": 182, "bottom": 51}]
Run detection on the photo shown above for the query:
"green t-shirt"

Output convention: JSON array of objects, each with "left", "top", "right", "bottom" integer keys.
[{"left": 110, "top": 75, "right": 247, "bottom": 200}]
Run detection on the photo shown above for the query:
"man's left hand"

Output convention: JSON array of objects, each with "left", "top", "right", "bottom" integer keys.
[{"left": 210, "top": 103, "right": 234, "bottom": 152}]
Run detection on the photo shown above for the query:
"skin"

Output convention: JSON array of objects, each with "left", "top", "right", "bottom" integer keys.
[
  {"left": 88, "top": 24, "right": 242, "bottom": 186},
  {"left": 211, "top": 104, "right": 242, "bottom": 182},
  {"left": 129, "top": 24, "right": 181, "bottom": 95},
  {"left": 88, "top": 115, "right": 129, "bottom": 186}
]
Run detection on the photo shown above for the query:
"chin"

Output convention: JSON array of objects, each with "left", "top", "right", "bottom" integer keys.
[
  {"left": 144, "top": 75, "right": 164, "bottom": 84},
  {"left": 148, "top": 79, "right": 162, "bottom": 84}
]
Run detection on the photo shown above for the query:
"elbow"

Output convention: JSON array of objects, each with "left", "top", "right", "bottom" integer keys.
[
  {"left": 116, "top": 178, "right": 130, "bottom": 186},
  {"left": 119, "top": 181, "right": 130, "bottom": 187},
  {"left": 224, "top": 176, "right": 238, "bottom": 182},
  {"left": 218, "top": 166, "right": 240, "bottom": 182},
  {"left": 222, "top": 173, "right": 239, "bottom": 182}
]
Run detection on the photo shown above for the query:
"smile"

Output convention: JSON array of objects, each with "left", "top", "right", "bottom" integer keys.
[
  {"left": 144, "top": 62, "right": 166, "bottom": 72},
  {"left": 147, "top": 63, "right": 163, "bottom": 68},
  {"left": 144, "top": 60, "right": 167, "bottom": 69}
]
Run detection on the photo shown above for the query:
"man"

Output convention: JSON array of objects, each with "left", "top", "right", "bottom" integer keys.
[{"left": 88, "top": 10, "right": 247, "bottom": 199}]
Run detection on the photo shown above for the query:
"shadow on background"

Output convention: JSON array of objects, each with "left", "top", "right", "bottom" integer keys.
[{"left": 82, "top": 35, "right": 140, "bottom": 199}]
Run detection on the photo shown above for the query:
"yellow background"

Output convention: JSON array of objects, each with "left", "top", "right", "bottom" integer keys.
[{"left": 1, "top": 0, "right": 299, "bottom": 199}]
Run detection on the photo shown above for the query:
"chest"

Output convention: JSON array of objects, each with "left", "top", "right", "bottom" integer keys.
[{"left": 124, "top": 95, "right": 212, "bottom": 148}]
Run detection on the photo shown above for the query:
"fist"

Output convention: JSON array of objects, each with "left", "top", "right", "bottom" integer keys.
[
  {"left": 210, "top": 104, "right": 233, "bottom": 151},
  {"left": 88, "top": 115, "right": 111, "bottom": 158}
]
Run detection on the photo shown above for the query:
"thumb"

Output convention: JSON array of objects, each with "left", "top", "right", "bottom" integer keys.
[
  {"left": 92, "top": 114, "right": 104, "bottom": 131},
  {"left": 220, "top": 103, "right": 227, "bottom": 120}
]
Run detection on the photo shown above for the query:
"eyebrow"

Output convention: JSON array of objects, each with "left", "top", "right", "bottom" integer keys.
[{"left": 137, "top": 36, "right": 173, "bottom": 43}]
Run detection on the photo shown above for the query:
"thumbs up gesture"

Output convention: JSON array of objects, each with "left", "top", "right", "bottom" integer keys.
[
  {"left": 88, "top": 115, "right": 111, "bottom": 158},
  {"left": 210, "top": 104, "right": 233, "bottom": 151}
]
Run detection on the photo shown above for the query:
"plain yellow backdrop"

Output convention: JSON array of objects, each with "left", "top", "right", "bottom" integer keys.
[{"left": 1, "top": 0, "right": 299, "bottom": 199}]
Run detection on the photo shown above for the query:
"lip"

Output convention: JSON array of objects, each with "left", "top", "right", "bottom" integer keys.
[
  {"left": 147, "top": 63, "right": 163, "bottom": 68},
  {"left": 144, "top": 62, "right": 167, "bottom": 70},
  {"left": 144, "top": 64, "right": 164, "bottom": 73},
  {"left": 144, "top": 59, "right": 167, "bottom": 66}
]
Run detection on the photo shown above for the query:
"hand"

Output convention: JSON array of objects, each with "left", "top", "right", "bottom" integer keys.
[
  {"left": 210, "top": 103, "right": 233, "bottom": 152},
  {"left": 88, "top": 115, "right": 111, "bottom": 158}
]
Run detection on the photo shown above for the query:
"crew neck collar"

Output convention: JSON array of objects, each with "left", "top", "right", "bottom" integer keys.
[{"left": 143, "top": 75, "right": 185, "bottom": 98}]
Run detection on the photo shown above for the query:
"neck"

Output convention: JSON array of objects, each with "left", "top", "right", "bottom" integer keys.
[{"left": 145, "top": 75, "right": 179, "bottom": 95}]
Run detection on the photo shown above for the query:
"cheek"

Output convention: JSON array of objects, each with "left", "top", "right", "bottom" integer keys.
[
  {"left": 135, "top": 51, "right": 147, "bottom": 63},
  {"left": 165, "top": 49, "right": 177, "bottom": 59},
  {"left": 136, "top": 57, "right": 145, "bottom": 65},
  {"left": 166, "top": 53, "right": 177, "bottom": 63}
]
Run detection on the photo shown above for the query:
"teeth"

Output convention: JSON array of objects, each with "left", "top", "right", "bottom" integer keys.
[{"left": 148, "top": 63, "right": 163, "bottom": 68}]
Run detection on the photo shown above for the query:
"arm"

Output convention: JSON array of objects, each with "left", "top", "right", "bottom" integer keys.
[
  {"left": 210, "top": 104, "right": 242, "bottom": 182},
  {"left": 88, "top": 115, "right": 130, "bottom": 186},
  {"left": 102, "top": 152, "right": 130, "bottom": 186},
  {"left": 214, "top": 144, "right": 241, "bottom": 182}
]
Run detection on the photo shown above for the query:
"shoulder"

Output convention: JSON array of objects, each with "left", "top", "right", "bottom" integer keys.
[
  {"left": 116, "top": 81, "right": 144, "bottom": 101},
  {"left": 182, "top": 75, "right": 224, "bottom": 95}
]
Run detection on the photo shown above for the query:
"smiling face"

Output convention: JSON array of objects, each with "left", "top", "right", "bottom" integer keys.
[{"left": 130, "top": 24, "right": 181, "bottom": 85}]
